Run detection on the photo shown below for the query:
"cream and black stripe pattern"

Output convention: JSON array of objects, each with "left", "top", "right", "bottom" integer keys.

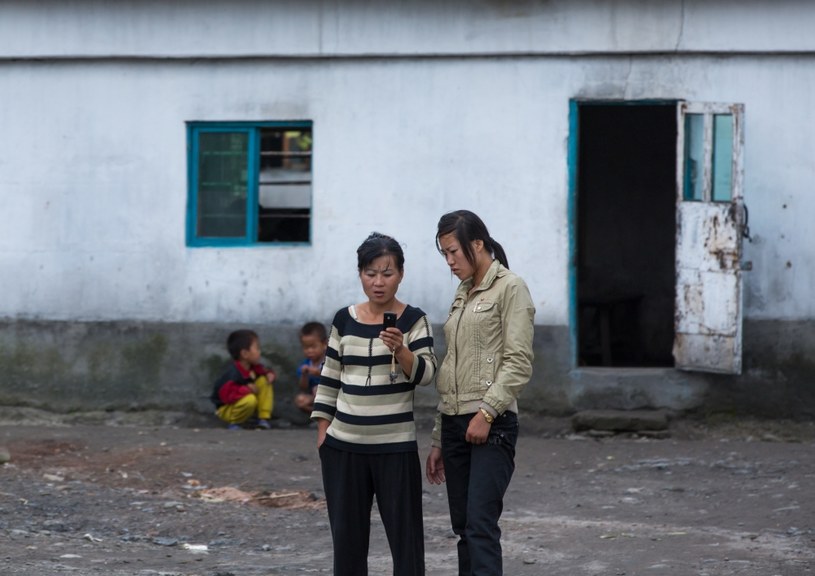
[{"left": 312, "top": 305, "right": 436, "bottom": 454}]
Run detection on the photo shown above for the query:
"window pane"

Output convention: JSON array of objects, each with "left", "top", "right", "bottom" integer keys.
[
  {"left": 258, "top": 128, "right": 312, "bottom": 242},
  {"left": 197, "top": 132, "right": 249, "bottom": 238},
  {"left": 712, "top": 114, "right": 733, "bottom": 202},
  {"left": 683, "top": 114, "right": 704, "bottom": 201}
]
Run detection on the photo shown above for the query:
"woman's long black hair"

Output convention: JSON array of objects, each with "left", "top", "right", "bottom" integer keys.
[{"left": 436, "top": 210, "right": 509, "bottom": 269}]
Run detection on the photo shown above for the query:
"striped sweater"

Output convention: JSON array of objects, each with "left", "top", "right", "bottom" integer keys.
[{"left": 311, "top": 304, "right": 436, "bottom": 454}]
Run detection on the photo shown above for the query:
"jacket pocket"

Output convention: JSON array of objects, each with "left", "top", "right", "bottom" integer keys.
[{"left": 472, "top": 299, "right": 496, "bottom": 315}]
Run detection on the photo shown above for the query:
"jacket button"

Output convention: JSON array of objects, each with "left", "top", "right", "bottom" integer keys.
[
  {"left": 486, "top": 380, "right": 493, "bottom": 386},
  {"left": 486, "top": 357, "right": 493, "bottom": 363}
]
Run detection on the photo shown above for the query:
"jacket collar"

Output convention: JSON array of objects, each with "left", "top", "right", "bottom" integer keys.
[
  {"left": 234, "top": 361, "right": 253, "bottom": 378},
  {"left": 456, "top": 259, "right": 504, "bottom": 299},
  {"left": 234, "top": 360, "right": 266, "bottom": 378}
]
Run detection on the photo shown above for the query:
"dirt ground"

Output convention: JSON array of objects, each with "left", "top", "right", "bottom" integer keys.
[{"left": 0, "top": 408, "right": 813, "bottom": 576}]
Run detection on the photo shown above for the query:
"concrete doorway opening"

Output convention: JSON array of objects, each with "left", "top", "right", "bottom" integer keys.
[{"left": 575, "top": 102, "right": 677, "bottom": 368}]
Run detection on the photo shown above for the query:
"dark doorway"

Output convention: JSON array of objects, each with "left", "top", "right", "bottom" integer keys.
[{"left": 576, "top": 103, "right": 677, "bottom": 367}]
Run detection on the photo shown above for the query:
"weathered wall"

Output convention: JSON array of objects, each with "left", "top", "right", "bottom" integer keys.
[
  {"left": 2, "top": 1, "right": 815, "bottom": 327},
  {"left": 4, "top": 0, "right": 815, "bottom": 57},
  {"left": 1, "top": 319, "right": 813, "bottom": 419},
  {"left": 3, "top": 56, "right": 815, "bottom": 325},
  {"left": 0, "top": 320, "right": 302, "bottom": 416},
  {"left": 0, "top": 319, "right": 572, "bottom": 418}
]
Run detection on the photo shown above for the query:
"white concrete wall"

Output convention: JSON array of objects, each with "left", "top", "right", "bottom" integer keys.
[
  {"left": 0, "top": 58, "right": 568, "bottom": 324},
  {"left": 1, "top": 0, "right": 814, "bottom": 327},
  {"left": 3, "top": 0, "right": 815, "bottom": 57}
]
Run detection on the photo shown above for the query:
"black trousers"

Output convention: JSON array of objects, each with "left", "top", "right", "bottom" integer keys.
[
  {"left": 319, "top": 443, "right": 425, "bottom": 576},
  {"left": 441, "top": 412, "right": 518, "bottom": 576}
]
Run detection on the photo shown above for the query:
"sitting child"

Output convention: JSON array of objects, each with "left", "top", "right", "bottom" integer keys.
[
  {"left": 293, "top": 321, "right": 328, "bottom": 414},
  {"left": 211, "top": 329, "right": 276, "bottom": 430}
]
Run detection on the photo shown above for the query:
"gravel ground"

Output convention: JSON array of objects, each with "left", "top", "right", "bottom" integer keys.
[{"left": 0, "top": 409, "right": 813, "bottom": 576}]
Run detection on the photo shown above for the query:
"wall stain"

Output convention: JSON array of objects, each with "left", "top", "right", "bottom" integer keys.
[{"left": 119, "top": 334, "right": 169, "bottom": 398}]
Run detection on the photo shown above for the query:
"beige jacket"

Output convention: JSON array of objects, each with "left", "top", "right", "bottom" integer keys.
[{"left": 431, "top": 260, "right": 535, "bottom": 447}]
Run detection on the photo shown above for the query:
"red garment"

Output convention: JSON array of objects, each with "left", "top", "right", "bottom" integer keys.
[{"left": 217, "top": 361, "right": 274, "bottom": 406}]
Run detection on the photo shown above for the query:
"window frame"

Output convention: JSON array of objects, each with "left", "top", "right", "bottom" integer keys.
[
  {"left": 680, "top": 103, "right": 740, "bottom": 204},
  {"left": 186, "top": 120, "right": 313, "bottom": 248}
]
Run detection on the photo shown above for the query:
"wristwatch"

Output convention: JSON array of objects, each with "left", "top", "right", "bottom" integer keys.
[{"left": 479, "top": 407, "right": 495, "bottom": 424}]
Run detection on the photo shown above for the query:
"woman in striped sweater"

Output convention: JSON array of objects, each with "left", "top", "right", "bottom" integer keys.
[{"left": 311, "top": 232, "right": 437, "bottom": 576}]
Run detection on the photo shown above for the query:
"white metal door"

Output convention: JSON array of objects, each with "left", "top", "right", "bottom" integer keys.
[{"left": 674, "top": 102, "right": 746, "bottom": 374}]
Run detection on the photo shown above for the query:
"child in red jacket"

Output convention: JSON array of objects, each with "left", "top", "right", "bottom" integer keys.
[{"left": 211, "top": 330, "right": 276, "bottom": 430}]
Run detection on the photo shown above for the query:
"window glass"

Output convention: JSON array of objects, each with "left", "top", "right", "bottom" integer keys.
[
  {"left": 188, "top": 122, "right": 312, "bottom": 246},
  {"left": 683, "top": 114, "right": 704, "bottom": 201},
  {"left": 712, "top": 114, "right": 733, "bottom": 202},
  {"left": 258, "top": 128, "right": 312, "bottom": 243},
  {"left": 197, "top": 132, "right": 249, "bottom": 238}
]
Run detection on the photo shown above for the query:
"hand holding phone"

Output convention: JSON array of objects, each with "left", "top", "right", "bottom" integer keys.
[{"left": 383, "top": 312, "right": 399, "bottom": 382}]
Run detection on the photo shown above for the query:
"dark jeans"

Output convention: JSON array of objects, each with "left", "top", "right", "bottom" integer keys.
[
  {"left": 441, "top": 412, "right": 518, "bottom": 576},
  {"left": 319, "top": 443, "right": 425, "bottom": 576}
]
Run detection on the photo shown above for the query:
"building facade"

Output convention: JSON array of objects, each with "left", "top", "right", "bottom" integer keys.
[{"left": 1, "top": 1, "right": 813, "bottom": 417}]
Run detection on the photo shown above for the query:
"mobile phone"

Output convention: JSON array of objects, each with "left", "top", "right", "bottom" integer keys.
[{"left": 383, "top": 312, "right": 397, "bottom": 329}]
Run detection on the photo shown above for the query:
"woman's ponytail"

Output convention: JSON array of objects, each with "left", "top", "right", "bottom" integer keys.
[{"left": 487, "top": 237, "right": 509, "bottom": 269}]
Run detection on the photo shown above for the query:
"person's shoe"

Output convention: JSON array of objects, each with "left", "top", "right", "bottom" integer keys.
[
  {"left": 227, "top": 423, "right": 242, "bottom": 431},
  {"left": 256, "top": 419, "right": 272, "bottom": 430}
]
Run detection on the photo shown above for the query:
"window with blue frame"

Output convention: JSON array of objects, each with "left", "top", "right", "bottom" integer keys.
[{"left": 187, "top": 121, "right": 313, "bottom": 246}]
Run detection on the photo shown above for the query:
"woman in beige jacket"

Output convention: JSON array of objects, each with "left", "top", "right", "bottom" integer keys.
[{"left": 426, "top": 210, "right": 535, "bottom": 576}]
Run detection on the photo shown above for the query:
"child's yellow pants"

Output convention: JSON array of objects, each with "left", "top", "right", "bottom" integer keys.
[{"left": 216, "top": 375, "right": 274, "bottom": 424}]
